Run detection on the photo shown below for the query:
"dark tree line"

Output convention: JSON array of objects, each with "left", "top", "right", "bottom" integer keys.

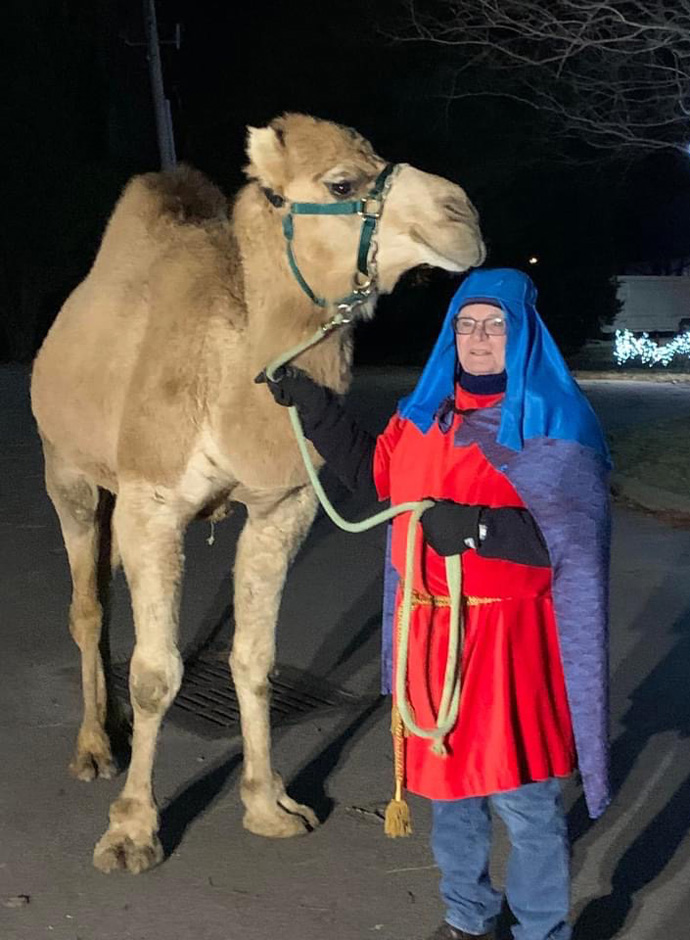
[{"left": 2, "top": 0, "right": 688, "bottom": 364}]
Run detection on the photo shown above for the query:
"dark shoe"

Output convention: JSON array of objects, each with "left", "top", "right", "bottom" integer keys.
[{"left": 426, "top": 923, "right": 494, "bottom": 940}]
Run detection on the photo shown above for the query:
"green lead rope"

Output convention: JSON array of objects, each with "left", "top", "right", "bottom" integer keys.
[
  {"left": 396, "top": 507, "right": 463, "bottom": 756},
  {"left": 265, "top": 319, "right": 464, "bottom": 827}
]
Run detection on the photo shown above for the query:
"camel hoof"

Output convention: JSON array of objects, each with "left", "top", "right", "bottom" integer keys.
[
  {"left": 278, "top": 795, "right": 320, "bottom": 830},
  {"left": 93, "top": 831, "right": 164, "bottom": 874},
  {"left": 243, "top": 799, "right": 319, "bottom": 838},
  {"left": 69, "top": 750, "right": 117, "bottom": 782}
]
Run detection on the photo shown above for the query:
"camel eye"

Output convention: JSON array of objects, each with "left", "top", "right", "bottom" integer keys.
[{"left": 328, "top": 180, "right": 354, "bottom": 198}]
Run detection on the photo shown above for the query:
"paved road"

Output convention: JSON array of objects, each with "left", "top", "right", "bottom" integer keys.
[
  {"left": 1, "top": 368, "right": 690, "bottom": 940},
  {"left": 579, "top": 379, "right": 690, "bottom": 433},
  {"left": 349, "top": 370, "right": 690, "bottom": 435}
]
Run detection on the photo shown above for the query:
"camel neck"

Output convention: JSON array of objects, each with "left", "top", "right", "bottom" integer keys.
[{"left": 232, "top": 186, "right": 354, "bottom": 392}]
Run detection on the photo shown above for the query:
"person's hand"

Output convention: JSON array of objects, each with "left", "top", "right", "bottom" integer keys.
[
  {"left": 420, "top": 500, "right": 482, "bottom": 556},
  {"left": 254, "top": 365, "right": 324, "bottom": 409}
]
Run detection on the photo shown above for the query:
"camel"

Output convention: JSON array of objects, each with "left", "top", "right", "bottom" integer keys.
[{"left": 31, "top": 113, "right": 485, "bottom": 873}]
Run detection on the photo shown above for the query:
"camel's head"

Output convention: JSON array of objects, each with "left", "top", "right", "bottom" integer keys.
[{"left": 245, "top": 114, "right": 485, "bottom": 313}]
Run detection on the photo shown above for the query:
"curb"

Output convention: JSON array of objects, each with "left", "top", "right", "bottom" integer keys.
[{"left": 573, "top": 370, "right": 690, "bottom": 383}]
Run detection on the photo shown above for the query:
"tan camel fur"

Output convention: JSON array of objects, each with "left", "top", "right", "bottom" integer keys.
[{"left": 31, "top": 113, "right": 485, "bottom": 873}]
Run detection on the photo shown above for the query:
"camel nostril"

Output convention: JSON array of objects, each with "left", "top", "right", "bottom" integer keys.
[
  {"left": 444, "top": 199, "right": 476, "bottom": 223},
  {"left": 444, "top": 202, "right": 463, "bottom": 218}
]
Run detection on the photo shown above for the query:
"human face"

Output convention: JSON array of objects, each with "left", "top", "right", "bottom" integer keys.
[{"left": 454, "top": 302, "right": 507, "bottom": 375}]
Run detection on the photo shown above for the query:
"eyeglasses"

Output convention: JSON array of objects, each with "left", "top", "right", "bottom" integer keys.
[{"left": 453, "top": 315, "right": 507, "bottom": 336}]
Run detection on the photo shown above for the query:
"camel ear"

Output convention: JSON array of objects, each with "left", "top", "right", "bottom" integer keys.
[{"left": 244, "top": 126, "right": 286, "bottom": 188}]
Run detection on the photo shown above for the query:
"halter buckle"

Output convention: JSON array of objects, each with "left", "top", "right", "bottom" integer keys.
[
  {"left": 336, "top": 294, "right": 371, "bottom": 315},
  {"left": 352, "top": 271, "right": 374, "bottom": 293},
  {"left": 321, "top": 312, "right": 352, "bottom": 333},
  {"left": 358, "top": 197, "right": 383, "bottom": 219}
]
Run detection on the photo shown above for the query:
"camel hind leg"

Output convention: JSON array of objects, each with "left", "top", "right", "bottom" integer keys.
[
  {"left": 231, "top": 484, "right": 319, "bottom": 838},
  {"left": 42, "top": 441, "right": 115, "bottom": 781}
]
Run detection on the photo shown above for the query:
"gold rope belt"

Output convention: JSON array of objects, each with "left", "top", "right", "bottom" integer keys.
[{"left": 405, "top": 585, "right": 504, "bottom": 608}]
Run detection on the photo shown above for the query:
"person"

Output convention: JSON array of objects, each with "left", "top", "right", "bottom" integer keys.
[{"left": 257, "top": 268, "right": 611, "bottom": 940}]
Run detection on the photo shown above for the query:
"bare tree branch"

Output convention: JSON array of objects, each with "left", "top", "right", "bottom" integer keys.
[{"left": 393, "top": 0, "right": 690, "bottom": 155}]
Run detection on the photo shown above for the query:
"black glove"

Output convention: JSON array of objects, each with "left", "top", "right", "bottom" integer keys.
[
  {"left": 255, "top": 365, "right": 330, "bottom": 416},
  {"left": 420, "top": 502, "right": 550, "bottom": 566},
  {"left": 255, "top": 365, "right": 376, "bottom": 495},
  {"left": 478, "top": 507, "right": 550, "bottom": 567},
  {"left": 420, "top": 500, "right": 482, "bottom": 556}
]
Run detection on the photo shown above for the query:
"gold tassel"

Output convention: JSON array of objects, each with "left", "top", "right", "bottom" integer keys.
[
  {"left": 385, "top": 703, "right": 412, "bottom": 837},
  {"left": 385, "top": 781, "right": 412, "bottom": 838}
]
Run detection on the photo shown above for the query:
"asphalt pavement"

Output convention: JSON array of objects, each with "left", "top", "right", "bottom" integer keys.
[{"left": 1, "top": 366, "right": 690, "bottom": 940}]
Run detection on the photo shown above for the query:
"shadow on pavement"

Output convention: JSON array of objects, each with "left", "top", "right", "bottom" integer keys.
[
  {"left": 159, "top": 560, "right": 386, "bottom": 858},
  {"left": 570, "top": 564, "right": 690, "bottom": 938},
  {"left": 160, "top": 750, "right": 244, "bottom": 857},
  {"left": 286, "top": 696, "right": 386, "bottom": 823}
]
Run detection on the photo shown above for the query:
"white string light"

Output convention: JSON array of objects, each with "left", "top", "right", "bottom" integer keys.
[{"left": 614, "top": 329, "right": 690, "bottom": 367}]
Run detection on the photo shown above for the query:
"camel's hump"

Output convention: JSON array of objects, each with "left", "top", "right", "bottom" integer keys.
[{"left": 126, "top": 164, "right": 230, "bottom": 226}]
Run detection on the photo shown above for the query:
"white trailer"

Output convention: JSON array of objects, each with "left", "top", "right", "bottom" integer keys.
[{"left": 606, "top": 276, "right": 690, "bottom": 334}]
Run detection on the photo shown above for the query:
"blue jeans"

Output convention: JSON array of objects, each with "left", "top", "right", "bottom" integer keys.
[{"left": 431, "top": 779, "right": 571, "bottom": 940}]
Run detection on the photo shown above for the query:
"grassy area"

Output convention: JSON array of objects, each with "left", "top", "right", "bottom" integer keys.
[{"left": 610, "top": 417, "right": 690, "bottom": 498}]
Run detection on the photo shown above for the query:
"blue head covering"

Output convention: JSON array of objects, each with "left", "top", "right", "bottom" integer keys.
[{"left": 398, "top": 268, "right": 610, "bottom": 463}]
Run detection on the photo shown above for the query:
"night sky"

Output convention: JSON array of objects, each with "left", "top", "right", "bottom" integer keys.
[{"left": 4, "top": 0, "right": 690, "bottom": 363}]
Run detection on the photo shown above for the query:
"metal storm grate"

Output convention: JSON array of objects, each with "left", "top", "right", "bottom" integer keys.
[{"left": 111, "top": 652, "right": 356, "bottom": 738}]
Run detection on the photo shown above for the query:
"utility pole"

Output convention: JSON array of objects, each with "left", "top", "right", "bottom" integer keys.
[{"left": 142, "top": 0, "right": 177, "bottom": 169}]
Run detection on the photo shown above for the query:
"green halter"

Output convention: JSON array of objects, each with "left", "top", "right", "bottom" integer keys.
[{"left": 265, "top": 163, "right": 397, "bottom": 313}]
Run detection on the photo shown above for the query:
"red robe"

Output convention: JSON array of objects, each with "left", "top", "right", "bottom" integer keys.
[{"left": 374, "top": 386, "right": 576, "bottom": 801}]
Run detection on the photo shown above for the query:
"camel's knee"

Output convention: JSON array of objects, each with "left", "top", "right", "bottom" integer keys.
[
  {"left": 48, "top": 471, "right": 98, "bottom": 528},
  {"left": 69, "top": 598, "right": 102, "bottom": 648},
  {"left": 129, "top": 650, "right": 182, "bottom": 715},
  {"left": 63, "top": 479, "right": 98, "bottom": 524},
  {"left": 131, "top": 669, "right": 170, "bottom": 714}
]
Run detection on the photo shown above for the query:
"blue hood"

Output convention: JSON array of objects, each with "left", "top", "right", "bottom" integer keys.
[{"left": 398, "top": 268, "right": 610, "bottom": 463}]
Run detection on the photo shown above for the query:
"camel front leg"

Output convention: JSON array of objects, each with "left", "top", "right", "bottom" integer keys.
[
  {"left": 93, "top": 486, "right": 185, "bottom": 873},
  {"left": 231, "top": 485, "right": 319, "bottom": 838}
]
